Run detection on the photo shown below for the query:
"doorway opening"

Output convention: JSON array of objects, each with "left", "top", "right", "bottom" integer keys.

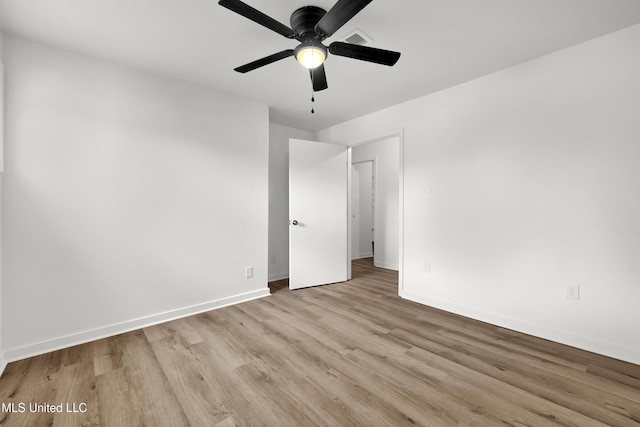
[
  {"left": 284, "top": 132, "right": 403, "bottom": 293},
  {"left": 352, "top": 160, "right": 375, "bottom": 261},
  {"left": 348, "top": 134, "right": 401, "bottom": 286}
]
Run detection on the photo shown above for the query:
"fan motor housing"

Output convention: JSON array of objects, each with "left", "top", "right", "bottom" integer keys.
[{"left": 290, "top": 6, "right": 327, "bottom": 40}]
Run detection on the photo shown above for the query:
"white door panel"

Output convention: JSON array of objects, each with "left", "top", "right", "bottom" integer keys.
[{"left": 289, "top": 139, "right": 348, "bottom": 290}]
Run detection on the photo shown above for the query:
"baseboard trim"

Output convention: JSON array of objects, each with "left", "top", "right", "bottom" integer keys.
[
  {"left": 2, "top": 288, "right": 271, "bottom": 365},
  {"left": 399, "top": 289, "right": 640, "bottom": 366},
  {"left": 353, "top": 253, "right": 374, "bottom": 260},
  {"left": 268, "top": 272, "right": 289, "bottom": 282},
  {"left": 374, "top": 261, "right": 399, "bottom": 271}
]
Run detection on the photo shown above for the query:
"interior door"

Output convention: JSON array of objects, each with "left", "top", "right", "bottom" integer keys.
[{"left": 289, "top": 139, "right": 348, "bottom": 290}]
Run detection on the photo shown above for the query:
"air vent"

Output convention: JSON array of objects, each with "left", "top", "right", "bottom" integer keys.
[{"left": 343, "top": 29, "right": 372, "bottom": 45}]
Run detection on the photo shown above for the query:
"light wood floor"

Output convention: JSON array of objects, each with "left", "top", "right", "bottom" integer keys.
[{"left": 1, "top": 258, "right": 639, "bottom": 426}]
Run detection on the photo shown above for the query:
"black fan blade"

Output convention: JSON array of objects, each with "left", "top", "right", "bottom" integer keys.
[
  {"left": 310, "top": 65, "right": 328, "bottom": 91},
  {"left": 315, "top": 0, "right": 372, "bottom": 38},
  {"left": 234, "top": 49, "right": 295, "bottom": 73},
  {"left": 219, "top": 0, "right": 295, "bottom": 38},
  {"left": 329, "top": 42, "right": 400, "bottom": 66}
]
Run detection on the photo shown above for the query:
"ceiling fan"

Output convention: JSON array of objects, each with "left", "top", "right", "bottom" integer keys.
[{"left": 218, "top": 0, "right": 401, "bottom": 92}]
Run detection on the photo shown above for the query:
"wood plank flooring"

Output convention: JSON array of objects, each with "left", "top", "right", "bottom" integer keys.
[{"left": 1, "top": 258, "right": 639, "bottom": 426}]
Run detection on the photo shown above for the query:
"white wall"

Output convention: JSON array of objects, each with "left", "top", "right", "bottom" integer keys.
[
  {"left": 268, "top": 123, "right": 313, "bottom": 281},
  {"left": 2, "top": 35, "right": 270, "bottom": 361},
  {"left": 0, "top": 172, "right": 3, "bottom": 374},
  {"left": 317, "top": 24, "right": 640, "bottom": 364},
  {"left": 0, "top": 29, "right": 5, "bottom": 373},
  {"left": 0, "top": 29, "right": 3, "bottom": 170},
  {"left": 352, "top": 137, "right": 400, "bottom": 270}
]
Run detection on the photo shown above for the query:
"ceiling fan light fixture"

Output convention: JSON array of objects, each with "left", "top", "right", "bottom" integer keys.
[
  {"left": 295, "top": 42, "right": 327, "bottom": 69},
  {"left": 219, "top": 0, "right": 401, "bottom": 93}
]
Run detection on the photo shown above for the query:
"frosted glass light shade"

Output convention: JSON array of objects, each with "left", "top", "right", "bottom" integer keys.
[{"left": 296, "top": 47, "right": 326, "bottom": 69}]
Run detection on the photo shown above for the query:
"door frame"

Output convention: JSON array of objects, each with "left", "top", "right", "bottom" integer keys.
[{"left": 346, "top": 129, "right": 404, "bottom": 293}]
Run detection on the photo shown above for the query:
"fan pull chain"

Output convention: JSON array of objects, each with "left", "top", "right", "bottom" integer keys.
[{"left": 311, "top": 92, "right": 315, "bottom": 114}]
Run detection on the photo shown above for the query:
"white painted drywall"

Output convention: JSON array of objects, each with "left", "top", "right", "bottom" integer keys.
[
  {"left": 2, "top": 35, "right": 270, "bottom": 359},
  {"left": 351, "top": 137, "right": 400, "bottom": 270},
  {"left": 0, "top": 29, "right": 4, "bottom": 170},
  {"left": 317, "top": 24, "right": 640, "bottom": 364},
  {"left": 268, "top": 123, "right": 313, "bottom": 281},
  {"left": 0, "top": 174, "right": 3, "bottom": 376},
  {"left": 0, "top": 28, "right": 5, "bottom": 373},
  {"left": 0, "top": 30, "right": 3, "bottom": 171}
]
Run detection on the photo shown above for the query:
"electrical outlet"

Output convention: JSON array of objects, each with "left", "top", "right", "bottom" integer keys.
[
  {"left": 566, "top": 284, "right": 580, "bottom": 300},
  {"left": 423, "top": 262, "right": 431, "bottom": 273},
  {"left": 245, "top": 266, "right": 254, "bottom": 279},
  {"left": 269, "top": 255, "right": 276, "bottom": 265}
]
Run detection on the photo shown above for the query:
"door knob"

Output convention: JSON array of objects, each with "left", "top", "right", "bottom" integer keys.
[{"left": 291, "top": 220, "right": 299, "bottom": 225}]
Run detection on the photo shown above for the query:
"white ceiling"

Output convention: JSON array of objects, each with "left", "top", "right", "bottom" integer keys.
[{"left": 2, "top": 0, "right": 640, "bottom": 131}]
